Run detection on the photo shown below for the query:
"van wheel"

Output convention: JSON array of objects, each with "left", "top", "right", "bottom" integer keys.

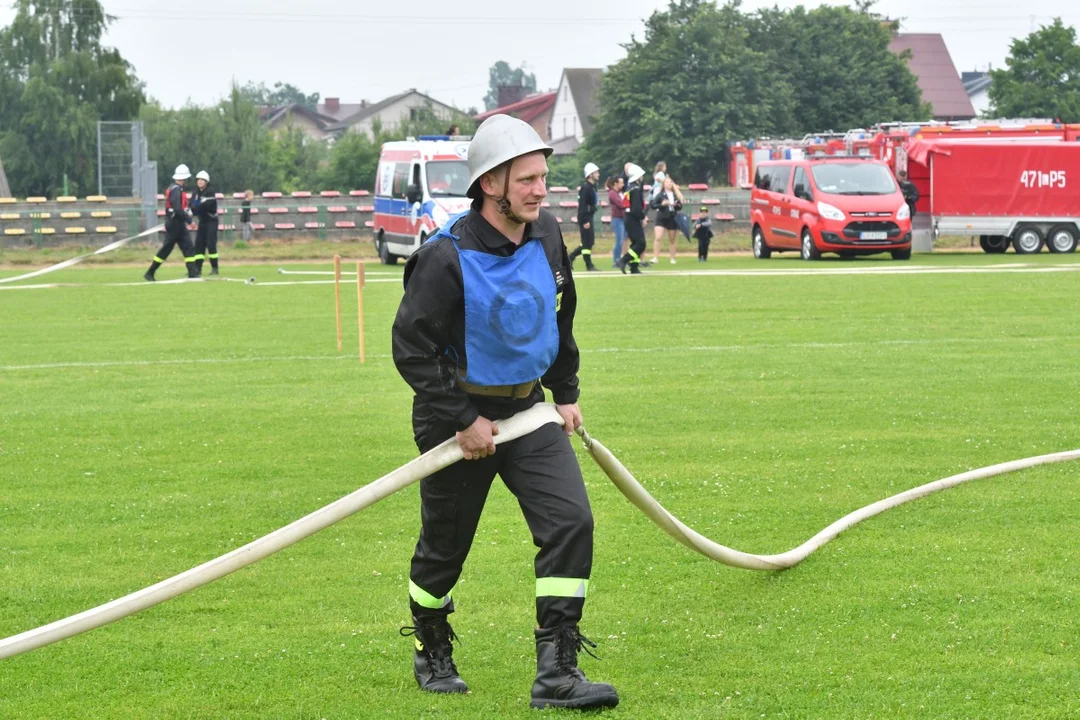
[
  {"left": 979, "top": 235, "right": 1010, "bottom": 254},
  {"left": 1047, "top": 225, "right": 1078, "bottom": 253},
  {"left": 377, "top": 233, "right": 398, "bottom": 265},
  {"left": 1012, "top": 226, "right": 1044, "bottom": 254},
  {"left": 752, "top": 226, "right": 771, "bottom": 259},
  {"left": 800, "top": 228, "right": 820, "bottom": 261},
  {"left": 890, "top": 248, "right": 911, "bottom": 260}
]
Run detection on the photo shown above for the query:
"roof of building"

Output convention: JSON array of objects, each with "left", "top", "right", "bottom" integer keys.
[
  {"left": 316, "top": 101, "right": 370, "bottom": 122},
  {"left": 549, "top": 135, "right": 582, "bottom": 156},
  {"left": 258, "top": 104, "right": 339, "bottom": 131},
  {"left": 327, "top": 89, "right": 461, "bottom": 132},
  {"left": 474, "top": 91, "right": 557, "bottom": 124},
  {"left": 963, "top": 72, "right": 993, "bottom": 96},
  {"left": 563, "top": 68, "right": 604, "bottom": 135},
  {"left": 889, "top": 34, "right": 975, "bottom": 119}
]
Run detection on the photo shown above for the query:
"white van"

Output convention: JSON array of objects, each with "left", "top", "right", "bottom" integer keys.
[{"left": 373, "top": 135, "right": 472, "bottom": 264}]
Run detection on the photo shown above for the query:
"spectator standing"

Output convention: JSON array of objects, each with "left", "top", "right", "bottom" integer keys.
[
  {"left": 650, "top": 161, "right": 667, "bottom": 264},
  {"left": 651, "top": 176, "right": 684, "bottom": 264},
  {"left": 693, "top": 206, "right": 714, "bottom": 262},
  {"left": 240, "top": 190, "right": 254, "bottom": 241},
  {"left": 606, "top": 176, "right": 626, "bottom": 267}
]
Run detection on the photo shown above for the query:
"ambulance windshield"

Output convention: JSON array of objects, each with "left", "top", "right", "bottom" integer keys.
[
  {"left": 810, "top": 163, "right": 898, "bottom": 196},
  {"left": 427, "top": 161, "right": 471, "bottom": 197}
]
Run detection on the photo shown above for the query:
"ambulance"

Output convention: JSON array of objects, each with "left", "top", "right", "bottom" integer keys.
[{"left": 373, "top": 135, "right": 472, "bottom": 264}]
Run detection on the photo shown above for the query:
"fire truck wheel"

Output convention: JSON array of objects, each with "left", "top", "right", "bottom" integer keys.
[
  {"left": 1012, "top": 226, "right": 1044, "bottom": 255},
  {"left": 377, "top": 233, "right": 398, "bottom": 265},
  {"left": 1047, "top": 225, "right": 1078, "bottom": 254},
  {"left": 890, "top": 248, "right": 911, "bottom": 261},
  {"left": 978, "top": 235, "right": 1010, "bottom": 254},
  {"left": 752, "top": 226, "right": 771, "bottom": 259},
  {"left": 800, "top": 228, "right": 820, "bottom": 261}
]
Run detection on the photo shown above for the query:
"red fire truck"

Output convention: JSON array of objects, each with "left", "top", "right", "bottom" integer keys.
[{"left": 905, "top": 138, "right": 1080, "bottom": 254}]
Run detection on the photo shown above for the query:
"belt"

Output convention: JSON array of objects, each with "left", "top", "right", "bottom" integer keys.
[{"left": 457, "top": 378, "right": 539, "bottom": 399}]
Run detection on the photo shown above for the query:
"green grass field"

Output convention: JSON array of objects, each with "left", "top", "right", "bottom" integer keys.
[{"left": 2, "top": 252, "right": 1079, "bottom": 719}]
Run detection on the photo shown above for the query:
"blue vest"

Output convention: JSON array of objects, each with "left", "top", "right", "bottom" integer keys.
[{"left": 429, "top": 212, "right": 559, "bottom": 386}]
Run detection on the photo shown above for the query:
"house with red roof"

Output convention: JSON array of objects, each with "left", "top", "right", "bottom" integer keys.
[
  {"left": 889, "top": 33, "right": 976, "bottom": 121},
  {"left": 474, "top": 91, "right": 558, "bottom": 143}
]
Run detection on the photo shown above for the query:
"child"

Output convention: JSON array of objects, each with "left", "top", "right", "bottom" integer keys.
[
  {"left": 240, "top": 190, "right": 254, "bottom": 241},
  {"left": 693, "top": 206, "right": 714, "bottom": 262}
]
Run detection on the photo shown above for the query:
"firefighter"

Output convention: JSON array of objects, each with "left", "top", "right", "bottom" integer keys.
[
  {"left": 617, "top": 164, "right": 648, "bottom": 274},
  {"left": 145, "top": 164, "right": 198, "bottom": 281},
  {"left": 191, "top": 170, "right": 220, "bottom": 276},
  {"left": 391, "top": 114, "right": 619, "bottom": 711},
  {"left": 897, "top": 170, "right": 919, "bottom": 219},
  {"left": 568, "top": 162, "right": 600, "bottom": 271}
]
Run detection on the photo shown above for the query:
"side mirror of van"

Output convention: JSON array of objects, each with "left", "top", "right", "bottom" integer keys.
[{"left": 406, "top": 184, "right": 422, "bottom": 204}]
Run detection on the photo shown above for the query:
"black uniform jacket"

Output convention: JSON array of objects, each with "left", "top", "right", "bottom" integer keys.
[
  {"left": 577, "top": 182, "right": 598, "bottom": 225},
  {"left": 392, "top": 209, "right": 581, "bottom": 435}
]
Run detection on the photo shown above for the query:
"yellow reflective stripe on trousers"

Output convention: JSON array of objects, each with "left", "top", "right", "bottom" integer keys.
[
  {"left": 153, "top": 256, "right": 165, "bottom": 263},
  {"left": 184, "top": 257, "right": 197, "bottom": 263},
  {"left": 208, "top": 253, "right": 219, "bottom": 259},
  {"left": 628, "top": 248, "right": 640, "bottom": 261},
  {"left": 536, "top": 577, "right": 589, "bottom": 598},
  {"left": 193, "top": 254, "right": 205, "bottom": 260},
  {"left": 409, "top": 580, "right": 451, "bottom": 609},
  {"left": 581, "top": 248, "right": 591, "bottom": 255}
]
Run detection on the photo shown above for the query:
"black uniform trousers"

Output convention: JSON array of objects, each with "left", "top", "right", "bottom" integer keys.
[
  {"left": 623, "top": 217, "right": 647, "bottom": 270},
  {"left": 568, "top": 221, "right": 595, "bottom": 268},
  {"left": 194, "top": 218, "right": 219, "bottom": 271},
  {"left": 697, "top": 235, "right": 711, "bottom": 260},
  {"left": 151, "top": 223, "right": 198, "bottom": 278},
  {"left": 409, "top": 420, "right": 594, "bottom": 630}
]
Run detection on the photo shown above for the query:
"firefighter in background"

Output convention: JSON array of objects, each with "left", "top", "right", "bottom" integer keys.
[
  {"left": 617, "top": 164, "right": 648, "bottom": 274},
  {"left": 392, "top": 114, "right": 619, "bottom": 710},
  {"left": 191, "top": 170, "right": 220, "bottom": 276},
  {"left": 145, "top": 164, "right": 198, "bottom": 281},
  {"left": 568, "top": 162, "right": 600, "bottom": 271},
  {"left": 897, "top": 170, "right": 919, "bottom": 220}
]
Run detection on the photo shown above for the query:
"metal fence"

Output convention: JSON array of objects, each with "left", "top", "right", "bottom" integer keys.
[{"left": 97, "top": 121, "right": 158, "bottom": 231}]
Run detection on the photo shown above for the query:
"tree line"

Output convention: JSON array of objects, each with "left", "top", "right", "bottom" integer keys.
[{"left": 2, "top": 0, "right": 1079, "bottom": 196}]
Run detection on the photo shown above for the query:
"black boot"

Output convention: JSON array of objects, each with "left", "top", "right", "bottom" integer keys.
[
  {"left": 629, "top": 262, "right": 642, "bottom": 275},
  {"left": 568, "top": 246, "right": 581, "bottom": 267},
  {"left": 617, "top": 254, "right": 631, "bottom": 274},
  {"left": 400, "top": 617, "right": 468, "bottom": 695},
  {"left": 530, "top": 625, "right": 619, "bottom": 710},
  {"left": 186, "top": 261, "right": 201, "bottom": 279},
  {"left": 145, "top": 260, "right": 161, "bottom": 282},
  {"left": 584, "top": 254, "right": 598, "bottom": 272}
]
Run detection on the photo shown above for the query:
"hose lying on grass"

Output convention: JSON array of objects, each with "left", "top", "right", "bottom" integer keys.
[
  {"left": 0, "top": 225, "right": 164, "bottom": 285},
  {"left": 2, "top": 403, "right": 1078, "bottom": 660}
]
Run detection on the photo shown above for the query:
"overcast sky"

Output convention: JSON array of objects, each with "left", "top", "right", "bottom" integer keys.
[{"left": 1, "top": 0, "right": 1077, "bottom": 110}]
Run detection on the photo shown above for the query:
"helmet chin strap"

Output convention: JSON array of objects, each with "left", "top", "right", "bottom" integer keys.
[{"left": 496, "top": 160, "right": 528, "bottom": 226}]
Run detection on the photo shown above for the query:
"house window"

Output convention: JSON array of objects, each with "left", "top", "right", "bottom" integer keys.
[
  {"left": 562, "top": 117, "right": 567, "bottom": 137},
  {"left": 409, "top": 107, "right": 419, "bottom": 121}
]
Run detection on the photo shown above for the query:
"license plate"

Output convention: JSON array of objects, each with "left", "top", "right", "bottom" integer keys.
[{"left": 859, "top": 231, "right": 888, "bottom": 240}]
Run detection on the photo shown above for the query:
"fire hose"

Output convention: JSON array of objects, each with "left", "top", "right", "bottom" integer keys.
[
  {"left": 2, "top": 403, "right": 1078, "bottom": 660},
  {"left": 0, "top": 225, "right": 163, "bottom": 285}
]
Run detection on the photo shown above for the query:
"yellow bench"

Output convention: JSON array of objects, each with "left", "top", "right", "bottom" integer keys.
[
  {"left": 66, "top": 227, "right": 87, "bottom": 234},
  {"left": 91, "top": 211, "right": 112, "bottom": 219},
  {"left": 0, "top": 197, "right": 15, "bottom": 204},
  {"left": 61, "top": 212, "right": 82, "bottom": 219},
  {"left": 96, "top": 226, "right": 118, "bottom": 234},
  {"left": 56, "top": 196, "right": 77, "bottom": 203},
  {"left": 26, "top": 197, "right": 47, "bottom": 203},
  {"left": 29, "top": 212, "right": 51, "bottom": 220},
  {"left": 1, "top": 213, "right": 19, "bottom": 221},
  {"left": 36, "top": 227, "right": 56, "bottom": 235},
  {"left": 85, "top": 196, "right": 108, "bottom": 202},
  {"left": 4, "top": 228, "right": 27, "bottom": 236}
]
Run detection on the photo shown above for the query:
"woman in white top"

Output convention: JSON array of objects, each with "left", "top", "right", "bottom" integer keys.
[{"left": 650, "top": 162, "right": 668, "bottom": 264}]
